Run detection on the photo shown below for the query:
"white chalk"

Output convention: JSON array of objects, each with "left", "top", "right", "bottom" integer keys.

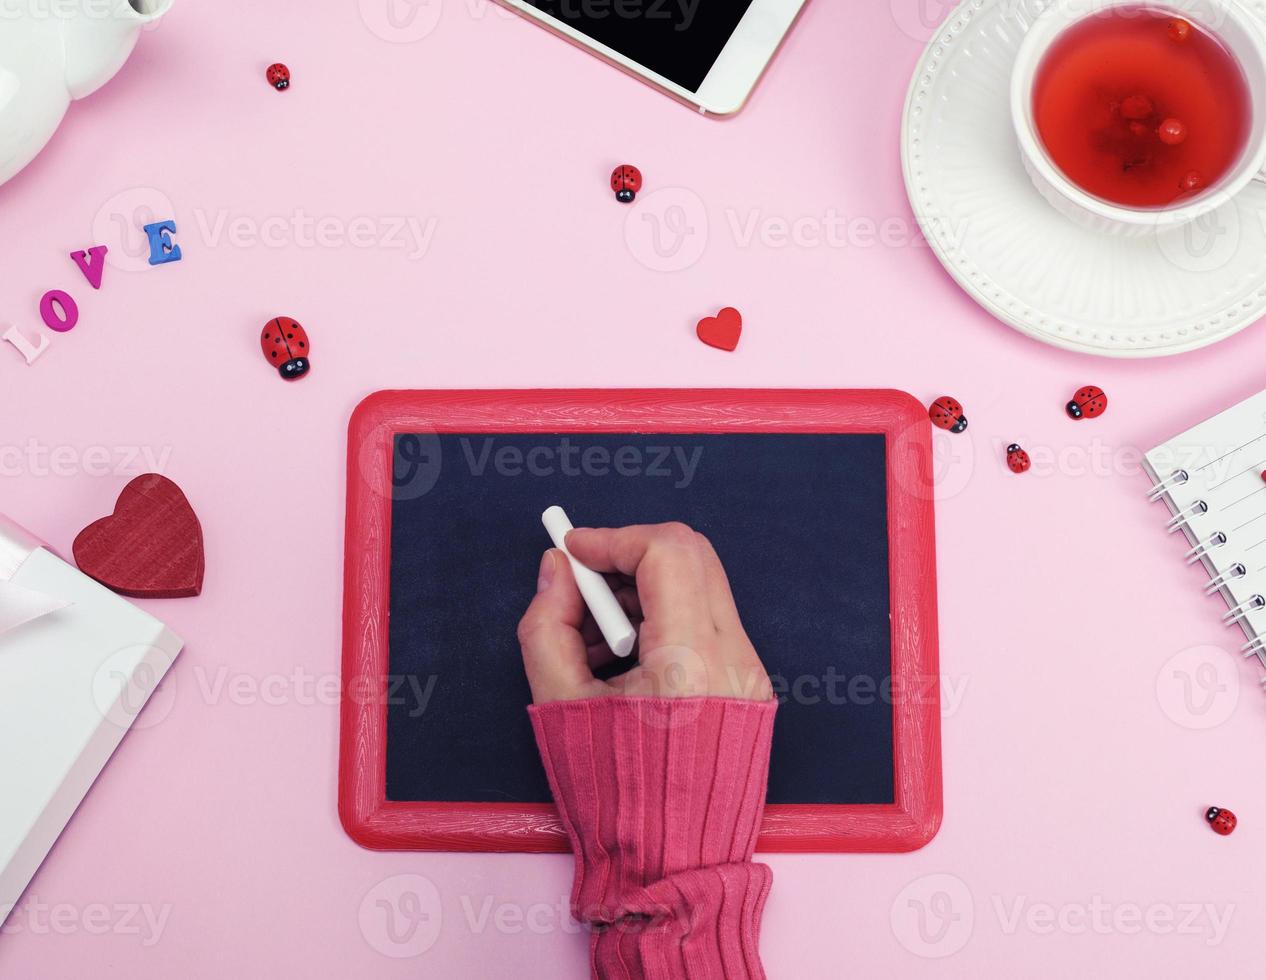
[{"left": 541, "top": 505, "right": 637, "bottom": 658}]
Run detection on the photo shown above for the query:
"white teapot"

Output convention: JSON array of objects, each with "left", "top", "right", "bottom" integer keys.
[{"left": 0, "top": 0, "right": 172, "bottom": 187}]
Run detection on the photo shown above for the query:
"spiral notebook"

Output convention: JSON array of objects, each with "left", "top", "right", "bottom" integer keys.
[{"left": 1145, "top": 389, "right": 1266, "bottom": 680}]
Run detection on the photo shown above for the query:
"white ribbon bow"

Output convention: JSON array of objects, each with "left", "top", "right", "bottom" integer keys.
[
  {"left": 0, "top": 517, "right": 71, "bottom": 636},
  {"left": 0, "top": 580, "right": 70, "bottom": 635}
]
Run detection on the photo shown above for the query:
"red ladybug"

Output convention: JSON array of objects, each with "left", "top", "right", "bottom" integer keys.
[
  {"left": 929, "top": 396, "right": 968, "bottom": 433},
  {"left": 1006, "top": 444, "right": 1031, "bottom": 474},
  {"left": 611, "top": 164, "right": 642, "bottom": 203},
  {"left": 1066, "top": 385, "right": 1108, "bottom": 420},
  {"left": 1206, "top": 806, "right": 1237, "bottom": 836},
  {"left": 260, "top": 316, "right": 310, "bottom": 380},
  {"left": 266, "top": 63, "right": 290, "bottom": 91}
]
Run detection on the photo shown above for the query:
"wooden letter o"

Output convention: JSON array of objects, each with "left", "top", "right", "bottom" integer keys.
[{"left": 39, "top": 290, "right": 79, "bottom": 332}]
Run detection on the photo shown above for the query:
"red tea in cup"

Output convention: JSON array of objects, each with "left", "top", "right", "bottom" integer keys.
[{"left": 1032, "top": 7, "right": 1252, "bottom": 208}]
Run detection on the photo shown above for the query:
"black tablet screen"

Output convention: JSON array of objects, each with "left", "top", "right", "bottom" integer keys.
[{"left": 524, "top": 0, "right": 756, "bottom": 92}]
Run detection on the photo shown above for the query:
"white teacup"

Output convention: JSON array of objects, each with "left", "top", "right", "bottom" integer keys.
[{"left": 1011, "top": 0, "right": 1266, "bottom": 236}]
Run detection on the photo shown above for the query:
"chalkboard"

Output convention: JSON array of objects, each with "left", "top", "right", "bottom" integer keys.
[
  {"left": 340, "top": 390, "right": 941, "bottom": 853},
  {"left": 386, "top": 431, "right": 893, "bottom": 806}
]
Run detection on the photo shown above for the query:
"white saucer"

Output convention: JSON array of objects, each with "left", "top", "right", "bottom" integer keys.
[{"left": 901, "top": 0, "right": 1266, "bottom": 358}]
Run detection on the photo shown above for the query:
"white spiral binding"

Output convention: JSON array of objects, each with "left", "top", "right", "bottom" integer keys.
[
  {"left": 1224, "top": 595, "right": 1265, "bottom": 624},
  {"left": 1184, "top": 531, "right": 1226, "bottom": 564},
  {"left": 1244, "top": 638, "right": 1266, "bottom": 674},
  {"left": 1148, "top": 469, "right": 1189, "bottom": 502},
  {"left": 1151, "top": 467, "right": 1266, "bottom": 675},
  {"left": 1206, "top": 563, "right": 1247, "bottom": 594},
  {"left": 1166, "top": 498, "right": 1208, "bottom": 533}
]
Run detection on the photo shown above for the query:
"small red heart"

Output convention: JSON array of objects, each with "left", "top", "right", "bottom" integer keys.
[
  {"left": 696, "top": 307, "right": 742, "bottom": 351},
  {"left": 73, "top": 474, "right": 204, "bottom": 598}
]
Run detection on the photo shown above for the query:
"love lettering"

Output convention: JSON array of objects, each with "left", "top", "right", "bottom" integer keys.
[{"left": 2, "top": 220, "right": 182, "bottom": 365}]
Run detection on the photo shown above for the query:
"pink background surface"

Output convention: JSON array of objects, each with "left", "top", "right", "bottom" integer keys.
[{"left": 2, "top": 0, "right": 1265, "bottom": 975}]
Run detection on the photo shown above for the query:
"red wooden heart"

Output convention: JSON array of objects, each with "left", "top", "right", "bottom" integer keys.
[
  {"left": 73, "top": 474, "right": 204, "bottom": 598},
  {"left": 696, "top": 307, "right": 742, "bottom": 351}
]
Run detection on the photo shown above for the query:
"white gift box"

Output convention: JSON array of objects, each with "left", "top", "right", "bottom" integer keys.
[{"left": 0, "top": 517, "right": 182, "bottom": 925}]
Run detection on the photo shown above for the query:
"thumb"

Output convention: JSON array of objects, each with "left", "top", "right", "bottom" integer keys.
[{"left": 517, "top": 550, "right": 600, "bottom": 703}]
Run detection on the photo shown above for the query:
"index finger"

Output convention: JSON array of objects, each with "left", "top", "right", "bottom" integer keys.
[
  {"left": 517, "top": 550, "right": 602, "bottom": 703},
  {"left": 564, "top": 523, "right": 713, "bottom": 649}
]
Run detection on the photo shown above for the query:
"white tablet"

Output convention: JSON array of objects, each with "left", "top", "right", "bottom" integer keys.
[{"left": 495, "top": 0, "right": 809, "bottom": 116}]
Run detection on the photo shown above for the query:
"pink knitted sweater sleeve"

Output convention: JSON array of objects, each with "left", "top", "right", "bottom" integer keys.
[{"left": 528, "top": 697, "right": 778, "bottom": 980}]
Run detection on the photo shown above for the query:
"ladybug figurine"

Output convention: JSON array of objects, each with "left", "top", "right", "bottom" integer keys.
[
  {"left": 266, "top": 63, "right": 290, "bottom": 91},
  {"left": 1006, "top": 444, "right": 1031, "bottom": 474},
  {"left": 929, "top": 396, "right": 968, "bottom": 433},
  {"left": 1205, "top": 806, "right": 1237, "bottom": 836},
  {"left": 1066, "top": 385, "right": 1108, "bottom": 420},
  {"left": 260, "top": 316, "right": 310, "bottom": 380},
  {"left": 611, "top": 164, "right": 642, "bottom": 203}
]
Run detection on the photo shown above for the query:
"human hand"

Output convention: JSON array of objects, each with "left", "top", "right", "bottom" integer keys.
[{"left": 517, "top": 522, "right": 772, "bottom": 704}]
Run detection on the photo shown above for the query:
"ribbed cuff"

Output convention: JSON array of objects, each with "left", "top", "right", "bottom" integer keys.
[
  {"left": 585, "top": 861, "right": 773, "bottom": 980},
  {"left": 528, "top": 697, "right": 777, "bottom": 923}
]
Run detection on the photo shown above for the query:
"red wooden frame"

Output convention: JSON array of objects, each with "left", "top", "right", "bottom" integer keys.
[{"left": 340, "top": 389, "right": 942, "bottom": 853}]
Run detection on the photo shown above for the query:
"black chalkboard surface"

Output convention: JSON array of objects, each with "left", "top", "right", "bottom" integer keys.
[{"left": 385, "top": 431, "right": 893, "bottom": 807}]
